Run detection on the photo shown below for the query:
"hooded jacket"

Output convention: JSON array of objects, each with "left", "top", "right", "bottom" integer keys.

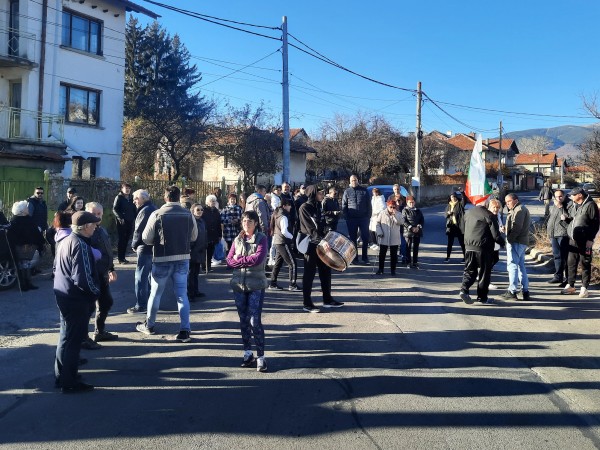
[{"left": 245, "top": 193, "right": 271, "bottom": 235}]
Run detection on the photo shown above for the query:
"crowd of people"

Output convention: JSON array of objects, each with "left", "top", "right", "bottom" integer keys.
[{"left": 2, "top": 177, "right": 598, "bottom": 393}]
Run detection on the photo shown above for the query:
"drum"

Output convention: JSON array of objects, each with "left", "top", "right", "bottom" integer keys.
[{"left": 316, "top": 231, "right": 357, "bottom": 272}]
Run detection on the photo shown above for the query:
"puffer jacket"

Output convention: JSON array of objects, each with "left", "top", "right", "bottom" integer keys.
[
  {"left": 376, "top": 210, "right": 403, "bottom": 246},
  {"left": 228, "top": 232, "right": 269, "bottom": 293},
  {"left": 565, "top": 194, "right": 600, "bottom": 243},
  {"left": 402, "top": 206, "right": 424, "bottom": 238},
  {"left": 342, "top": 186, "right": 371, "bottom": 219}
]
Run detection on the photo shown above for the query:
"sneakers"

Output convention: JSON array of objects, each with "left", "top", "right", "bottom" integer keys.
[
  {"left": 288, "top": 284, "right": 300, "bottom": 291},
  {"left": 323, "top": 300, "right": 344, "bottom": 308},
  {"left": 488, "top": 283, "right": 498, "bottom": 290},
  {"left": 518, "top": 291, "right": 531, "bottom": 301},
  {"left": 93, "top": 331, "right": 118, "bottom": 342},
  {"left": 241, "top": 353, "right": 255, "bottom": 368},
  {"left": 257, "top": 357, "right": 268, "bottom": 373},
  {"left": 562, "top": 285, "right": 577, "bottom": 295},
  {"left": 81, "top": 336, "right": 102, "bottom": 350},
  {"left": 268, "top": 284, "right": 283, "bottom": 291},
  {"left": 175, "top": 330, "right": 191, "bottom": 343},
  {"left": 579, "top": 287, "right": 589, "bottom": 298},
  {"left": 459, "top": 290, "right": 474, "bottom": 304},
  {"left": 370, "top": 244, "right": 379, "bottom": 251},
  {"left": 127, "top": 305, "right": 146, "bottom": 314},
  {"left": 136, "top": 321, "right": 155, "bottom": 335},
  {"left": 62, "top": 382, "right": 94, "bottom": 394},
  {"left": 501, "top": 290, "right": 518, "bottom": 300},
  {"left": 303, "top": 305, "right": 320, "bottom": 313}
]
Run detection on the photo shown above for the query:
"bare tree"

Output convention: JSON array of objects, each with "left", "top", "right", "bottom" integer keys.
[
  {"left": 578, "top": 94, "right": 600, "bottom": 183},
  {"left": 516, "top": 136, "right": 553, "bottom": 155}
]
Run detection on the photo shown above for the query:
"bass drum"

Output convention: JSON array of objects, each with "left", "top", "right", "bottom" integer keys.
[{"left": 316, "top": 231, "right": 357, "bottom": 272}]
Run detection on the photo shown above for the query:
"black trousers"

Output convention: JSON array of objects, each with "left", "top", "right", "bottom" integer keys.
[
  {"left": 567, "top": 239, "right": 592, "bottom": 288},
  {"left": 461, "top": 249, "right": 494, "bottom": 301},
  {"left": 406, "top": 235, "right": 421, "bottom": 264},
  {"left": 206, "top": 241, "right": 216, "bottom": 271},
  {"left": 95, "top": 276, "right": 114, "bottom": 333},
  {"left": 302, "top": 243, "right": 332, "bottom": 307},
  {"left": 188, "top": 262, "right": 201, "bottom": 295},
  {"left": 446, "top": 232, "right": 465, "bottom": 258},
  {"left": 271, "top": 243, "right": 297, "bottom": 286},
  {"left": 116, "top": 219, "right": 134, "bottom": 261},
  {"left": 378, "top": 245, "right": 398, "bottom": 273}
]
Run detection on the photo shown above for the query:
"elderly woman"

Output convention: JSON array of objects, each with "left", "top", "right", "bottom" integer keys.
[
  {"left": 226, "top": 210, "right": 270, "bottom": 372},
  {"left": 203, "top": 194, "right": 222, "bottom": 272},
  {"left": 9, "top": 201, "right": 45, "bottom": 291},
  {"left": 375, "top": 200, "right": 404, "bottom": 276},
  {"left": 369, "top": 188, "right": 386, "bottom": 250}
]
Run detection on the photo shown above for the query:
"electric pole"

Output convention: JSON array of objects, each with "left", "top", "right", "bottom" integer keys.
[
  {"left": 415, "top": 81, "right": 422, "bottom": 202},
  {"left": 281, "top": 16, "right": 290, "bottom": 184},
  {"left": 498, "top": 120, "right": 503, "bottom": 187}
]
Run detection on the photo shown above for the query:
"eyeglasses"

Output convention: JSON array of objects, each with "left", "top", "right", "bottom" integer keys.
[{"left": 35, "top": 192, "right": 43, "bottom": 195}]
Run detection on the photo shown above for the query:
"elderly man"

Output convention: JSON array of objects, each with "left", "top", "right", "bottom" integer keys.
[
  {"left": 53, "top": 211, "right": 101, "bottom": 393},
  {"left": 136, "top": 186, "right": 197, "bottom": 342},
  {"left": 501, "top": 193, "right": 531, "bottom": 301},
  {"left": 127, "top": 189, "right": 157, "bottom": 314},
  {"left": 342, "top": 175, "right": 372, "bottom": 264},
  {"left": 245, "top": 185, "right": 271, "bottom": 235},
  {"left": 562, "top": 187, "right": 600, "bottom": 298}
]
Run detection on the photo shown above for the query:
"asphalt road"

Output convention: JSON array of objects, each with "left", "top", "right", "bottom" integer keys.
[{"left": 0, "top": 192, "right": 599, "bottom": 449}]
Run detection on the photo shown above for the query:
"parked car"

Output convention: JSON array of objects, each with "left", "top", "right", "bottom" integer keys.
[
  {"left": 583, "top": 183, "right": 597, "bottom": 194},
  {"left": 366, "top": 184, "right": 409, "bottom": 200},
  {"left": 0, "top": 222, "right": 18, "bottom": 291}
]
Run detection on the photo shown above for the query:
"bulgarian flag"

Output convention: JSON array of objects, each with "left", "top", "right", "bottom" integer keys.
[{"left": 465, "top": 134, "right": 492, "bottom": 205}]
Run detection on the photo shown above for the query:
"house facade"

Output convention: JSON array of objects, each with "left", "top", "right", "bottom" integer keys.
[
  {"left": 199, "top": 128, "right": 316, "bottom": 186},
  {"left": 0, "top": 0, "right": 156, "bottom": 181},
  {"left": 514, "top": 152, "right": 558, "bottom": 178}
]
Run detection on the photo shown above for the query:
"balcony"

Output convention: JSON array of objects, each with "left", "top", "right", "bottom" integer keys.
[
  {"left": 0, "top": 26, "right": 37, "bottom": 69},
  {"left": 0, "top": 106, "right": 64, "bottom": 143}
]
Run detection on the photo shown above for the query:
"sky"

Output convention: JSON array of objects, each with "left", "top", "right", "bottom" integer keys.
[{"left": 136, "top": 0, "right": 600, "bottom": 139}]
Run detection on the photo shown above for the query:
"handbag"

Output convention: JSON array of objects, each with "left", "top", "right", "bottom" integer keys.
[{"left": 296, "top": 233, "right": 310, "bottom": 254}]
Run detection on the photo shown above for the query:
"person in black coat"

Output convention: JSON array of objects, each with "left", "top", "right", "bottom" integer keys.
[
  {"left": 402, "top": 196, "right": 424, "bottom": 268},
  {"left": 9, "top": 201, "right": 45, "bottom": 291},
  {"left": 322, "top": 187, "right": 341, "bottom": 233},
  {"left": 112, "top": 183, "right": 136, "bottom": 264},
  {"left": 189, "top": 203, "right": 208, "bottom": 300},
  {"left": 203, "top": 195, "right": 222, "bottom": 272},
  {"left": 444, "top": 193, "right": 466, "bottom": 261}
]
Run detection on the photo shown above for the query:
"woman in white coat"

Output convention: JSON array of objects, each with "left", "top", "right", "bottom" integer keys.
[
  {"left": 369, "top": 188, "right": 386, "bottom": 250},
  {"left": 375, "top": 199, "right": 404, "bottom": 276}
]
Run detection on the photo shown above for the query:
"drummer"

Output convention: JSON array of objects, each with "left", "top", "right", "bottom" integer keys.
[{"left": 298, "top": 185, "right": 344, "bottom": 312}]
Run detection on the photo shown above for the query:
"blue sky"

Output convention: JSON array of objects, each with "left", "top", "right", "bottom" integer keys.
[{"left": 138, "top": 0, "right": 599, "bottom": 139}]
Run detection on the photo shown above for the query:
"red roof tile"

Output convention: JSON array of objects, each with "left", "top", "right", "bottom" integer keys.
[{"left": 514, "top": 153, "right": 556, "bottom": 165}]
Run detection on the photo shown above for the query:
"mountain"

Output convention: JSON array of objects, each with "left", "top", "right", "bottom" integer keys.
[{"left": 503, "top": 123, "right": 600, "bottom": 159}]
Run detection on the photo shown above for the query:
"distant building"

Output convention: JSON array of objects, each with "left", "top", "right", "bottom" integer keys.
[{"left": 0, "top": 0, "right": 157, "bottom": 181}]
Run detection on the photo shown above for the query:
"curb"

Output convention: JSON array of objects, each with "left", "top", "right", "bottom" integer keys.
[{"left": 526, "top": 247, "right": 553, "bottom": 268}]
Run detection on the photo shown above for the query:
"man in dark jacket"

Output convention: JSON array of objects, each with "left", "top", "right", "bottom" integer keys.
[
  {"left": 58, "top": 187, "right": 77, "bottom": 211},
  {"left": 322, "top": 187, "right": 341, "bottom": 233},
  {"left": 538, "top": 181, "right": 553, "bottom": 219},
  {"left": 299, "top": 185, "right": 344, "bottom": 312},
  {"left": 112, "top": 182, "right": 136, "bottom": 264},
  {"left": 27, "top": 186, "right": 48, "bottom": 233},
  {"left": 53, "top": 211, "right": 101, "bottom": 393},
  {"left": 128, "top": 189, "right": 156, "bottom": 314},
  {"left": 342, "top": 175, "right": 371, "bottom": 264},
  {"left": 546, "top": 189, "right": 569, "bottom": 285},
  {"left": 136, "top": 186, "right": 198, "bottom": 342},
  {"left": 86, "top": 202, "right": 118, "bottom": 344},
  {"left": 245, "top": 185, "right": 271, "bottom": 235},
  {"left": 460, "top": 204, "right": 505, "bottom": 305},
  {"left": 562, "top": 187, "right": 599, "bottom": 298}
]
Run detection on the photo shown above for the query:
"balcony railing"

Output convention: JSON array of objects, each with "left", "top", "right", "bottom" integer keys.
[
  {"left": 0, "top": 26, "right": 36, "bottom": 66},
  {"left": 0, "top": 106, "right": 64, "bottom": 143}
]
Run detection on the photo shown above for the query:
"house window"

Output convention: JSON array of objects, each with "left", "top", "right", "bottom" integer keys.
[
  {"left": 59, "top": 84, "right": 100, "bottom": 126},
  {"left": 62, "top": 9, "right": 102, "bottom": 55}
]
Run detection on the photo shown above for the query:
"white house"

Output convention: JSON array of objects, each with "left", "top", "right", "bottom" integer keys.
[{"left": 0, "top": 0, "right": 157, "bottom": 180}]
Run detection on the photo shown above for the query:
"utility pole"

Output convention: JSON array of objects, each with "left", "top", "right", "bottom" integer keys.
[
  {"left": 281, "top": 16, "right": 290, "bottom": 184},
  {"left": 414, "top": 81, "right": 422, "bottom": 202},
  {"left": 498, "top": 120, "right": 503, "bottom": 187}
]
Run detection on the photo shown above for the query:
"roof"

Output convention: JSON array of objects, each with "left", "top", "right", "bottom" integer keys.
[
  {"left": 567, "top": 165, "right": 592, "bottom": 173},
  {"left": 514, "top": 153, "right": 557, "bottom": 165},
  {"left": 0, "top": 149, "right": 69, "bottom": 162},
  {"left": 115, "top": 0, "right": 160, "bottom": 18}
]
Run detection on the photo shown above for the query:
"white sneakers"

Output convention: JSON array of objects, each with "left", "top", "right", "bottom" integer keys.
[
  {"left": 579, "top": 287, "right": 589, "bottom": 298},
  {"left": 562, "top": 285, "right": 590, "bottom": 298}
]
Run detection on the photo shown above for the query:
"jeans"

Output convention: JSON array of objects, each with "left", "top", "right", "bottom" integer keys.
[
  {"left": 146, "top": 260, "right": 191, "bottom": 331},
  {"left": 507, "top": 242, "right": 529, "bottom": 293},
  {"left": 55, "top": 295, "right": 93, "bottom": 388},
  {"left": 346, "top": 217, "right": 370, "bottom": 261},
  {"left": 551, "top": 236, "right": 569, "bottom": 281},
  {"left": 234, "top": 289, "right": 265, "bottom": 357},
  {"left": 134, "top": 251, "right": 153, "bottom": 311}
]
